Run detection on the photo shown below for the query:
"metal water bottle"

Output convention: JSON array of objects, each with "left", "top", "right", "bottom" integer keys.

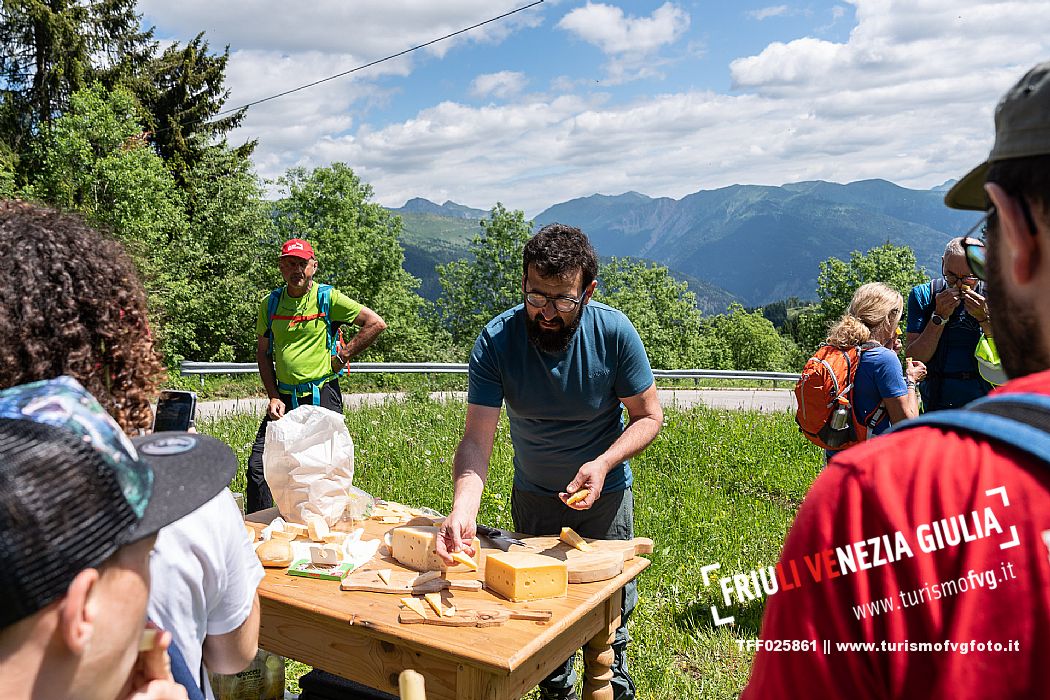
[{"left": 829, "top": 397, "right": 850, "bottom": 431}]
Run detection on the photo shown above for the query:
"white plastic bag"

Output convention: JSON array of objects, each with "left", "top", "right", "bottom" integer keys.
[{"left": 262, "top": 404, "right": 354, "bottom": 526}]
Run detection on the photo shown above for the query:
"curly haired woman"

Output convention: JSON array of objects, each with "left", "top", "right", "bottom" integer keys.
[{"left": 0, "top": 200, "right": 165, "bottom": 432}]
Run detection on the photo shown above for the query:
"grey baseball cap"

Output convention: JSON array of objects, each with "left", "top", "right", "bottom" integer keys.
[{"left": 946, "top": 61, "right": 1050, "bottom": 211}]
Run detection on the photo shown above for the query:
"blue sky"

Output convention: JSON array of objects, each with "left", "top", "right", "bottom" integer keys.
[{"left": 139, "top": 0, "right": 1050, "bottom": 215}]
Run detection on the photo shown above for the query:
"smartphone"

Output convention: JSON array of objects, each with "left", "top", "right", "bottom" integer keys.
[{"left": 152, "top": 390, "right": 197, "bottom": 432}]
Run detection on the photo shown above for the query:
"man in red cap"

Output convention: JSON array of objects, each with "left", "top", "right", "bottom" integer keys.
[{"left": 247, "top": 238, "right": 386, "bottom": 512}]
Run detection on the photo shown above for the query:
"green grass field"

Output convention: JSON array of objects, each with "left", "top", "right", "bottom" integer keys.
[{"left": 199, "top": 397, "right": 822, "bottom": 698}]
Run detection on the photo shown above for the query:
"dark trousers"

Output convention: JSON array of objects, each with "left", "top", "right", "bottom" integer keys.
[
  {"left": 246, "top": 379, "right": 343, "bottom": 513},
  {"left": 511, "top": 488, "right": 637, "bottom": 700}
]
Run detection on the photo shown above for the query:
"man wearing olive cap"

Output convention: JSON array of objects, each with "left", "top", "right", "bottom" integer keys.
[{"left": 745, "top": 61, "right": 1050, "bottom": 698}]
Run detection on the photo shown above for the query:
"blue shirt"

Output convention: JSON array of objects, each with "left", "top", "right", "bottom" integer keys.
[
  {"left": 907, "top": 281, "right": 990, "bottom": 410},
  {"left": 467, "top": 302, "right": 655, "bottom": 495},
  {"left": 853, "top": 346, "right": 909, "bottom": 436}
]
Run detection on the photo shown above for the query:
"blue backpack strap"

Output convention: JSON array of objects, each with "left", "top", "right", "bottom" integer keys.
[
  {"left": 316, "top": 283, "right": 348, "bottom": 377},
  {"left": 890, "top": 393, "right": 1050, "bottom": 464},
  {"left": 265, "top": 287, "right": 283, "bottom": 357}
]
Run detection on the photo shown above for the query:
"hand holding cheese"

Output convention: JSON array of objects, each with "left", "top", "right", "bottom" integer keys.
[
  {"left": 392, "top": 525, "right": 480, "bottom": 572},
  {"left": 433, "top": 508, "right": 478, "bottom": 566},
  {"left": 559, "top": 460, "right": 607, "bottom": 510}
]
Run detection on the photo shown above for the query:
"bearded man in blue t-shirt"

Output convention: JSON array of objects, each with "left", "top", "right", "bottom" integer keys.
[{"left": 435, "top": 223, "right": 663, "bottom": 700}]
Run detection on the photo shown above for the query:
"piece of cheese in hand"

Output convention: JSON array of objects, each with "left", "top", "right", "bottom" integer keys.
[
  {"left": 560, "top": 526, "right": 593, "bottom": 552},
  {"left": 566, "top": 489, "right": 590, "bottom": 506},
  {"left": 484, "top": 552, "right": 568, "bottom": 602},
  {"left": 390, "top": 525, "right": 480, "bottom": 572},
  {"left": 450, "top": 551, "right": 478, "bottom": 570}
]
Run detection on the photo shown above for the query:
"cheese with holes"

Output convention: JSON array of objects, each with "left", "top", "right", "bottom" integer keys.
[
  {"left": 390, "top": 526, "right": 480, "bottom": 572},
  {"left": 484, "top": 552, "right": 568, "bottom": 602}
]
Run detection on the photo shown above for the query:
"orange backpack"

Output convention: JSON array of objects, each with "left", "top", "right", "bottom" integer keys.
[{"left": 794, "top": 342, "right": 884, "bottom": 451}]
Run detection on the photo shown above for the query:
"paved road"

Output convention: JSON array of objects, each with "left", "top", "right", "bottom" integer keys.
[{"left": 197, "top": 388, "right": 796, "bottom": 420}]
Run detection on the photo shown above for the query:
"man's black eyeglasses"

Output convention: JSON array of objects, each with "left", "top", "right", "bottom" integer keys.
[
  {"left": 525, "top": 292, "right": 583, "bottom": 313},
  {"left": 962, "top": 195, "right": 1038, "bottom": 281}
]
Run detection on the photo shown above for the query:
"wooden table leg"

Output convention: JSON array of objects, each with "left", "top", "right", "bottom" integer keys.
[{"left": 582, "top": 591, "right": 621, "bottom": 700}]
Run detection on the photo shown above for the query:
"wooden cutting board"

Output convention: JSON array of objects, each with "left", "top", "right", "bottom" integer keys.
[
  {"left": 508, "top": 536, "right": 654, "bottom": 584},
  {"left": 340, "top": 569, "right": 483, "bottom": 594}
]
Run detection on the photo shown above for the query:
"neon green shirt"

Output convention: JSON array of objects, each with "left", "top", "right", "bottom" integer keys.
[{"left": 255, "top": 283, "right": 364, "bottom": 387}]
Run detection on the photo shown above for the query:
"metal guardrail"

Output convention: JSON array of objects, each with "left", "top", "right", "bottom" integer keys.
[{"left": 180, "top": 361, "right": 800, "bottom": 384}]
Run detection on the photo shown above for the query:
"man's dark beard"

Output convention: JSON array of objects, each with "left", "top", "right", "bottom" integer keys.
[
  {"left": 526, "top": 309, "right": 583, "bottom": 353},
  {"left": 986, "top": 234, "right": 1050, "bottom": 378}
]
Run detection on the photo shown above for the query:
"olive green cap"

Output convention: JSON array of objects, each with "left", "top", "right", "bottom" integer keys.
[{"left": 946, "top": 61, "right": 1050, "bottom": 211}]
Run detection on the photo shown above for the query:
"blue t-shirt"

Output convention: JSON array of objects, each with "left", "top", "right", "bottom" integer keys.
[
  {"left": 852, "top": 346, "right": 909, "bottom": 436},
  {"left": 467, "top": 301, "right": 655, "bottom": 495},
  {"left": 906, "top": 281, "right": 990, "bottom": 410}
]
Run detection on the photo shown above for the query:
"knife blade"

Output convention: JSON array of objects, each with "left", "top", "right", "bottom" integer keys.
[{"left": 475, "top": 523, "right": 526, "bottom": 546}]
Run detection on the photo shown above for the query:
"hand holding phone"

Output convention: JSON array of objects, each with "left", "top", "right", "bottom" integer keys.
[{"left": 152, "top": 390, "right": 197, "bottom": 432}]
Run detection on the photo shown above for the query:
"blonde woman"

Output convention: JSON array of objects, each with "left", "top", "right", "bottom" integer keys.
[{"left": 826, "top": 283, "right": 927, "bottom": 451}]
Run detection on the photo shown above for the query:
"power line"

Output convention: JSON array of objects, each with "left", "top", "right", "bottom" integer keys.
[{"left": 215, "top": 1, "right": 544, "bottom": 118}]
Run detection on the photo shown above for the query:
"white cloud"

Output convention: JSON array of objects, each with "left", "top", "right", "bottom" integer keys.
[
  {"left": 556, "top": 2, "right": 690, "bottom": 84},
  {"left": 749, "top": 5, "right": 790, "bottom": 20},
  {"left": 142, "top": 0, "right": 1050, "bottom": 218},
  {"left": 471, "top": 71, "right": 528, "bottom": 99},
  {"left": 557, "top": 2, "right": 690, "bottom": 55}
]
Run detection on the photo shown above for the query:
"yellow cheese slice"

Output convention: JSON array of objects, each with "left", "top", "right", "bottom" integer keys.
[
  {"left": 566, "top": 489, "right": 590, "bottom": 506},
  {"left": 424, "top": 592, "right": 443, "bottom": 616},
  {"left": 449, "top": 551, "right": 478, "bottom": 570},
  {"left": 560, "top": 527, "right": 593, "bottom": 552},
  {"left": 376, "top": 569, "right": 392, "bottom": 585},
  {"left": 484, "top": 552, "right": 568, "bottom": 602},
  {"left": 400, "top": 596, "right": 427, "bottom": 619}
]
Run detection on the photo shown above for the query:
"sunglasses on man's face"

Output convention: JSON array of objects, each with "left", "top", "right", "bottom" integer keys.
[{"left": 962, "top": 195, "right": 1039, "bottom": 282}]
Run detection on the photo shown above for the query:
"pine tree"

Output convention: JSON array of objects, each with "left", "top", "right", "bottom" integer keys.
[{"left": 132, "top": 33, "right": 253, "bottom": 191}]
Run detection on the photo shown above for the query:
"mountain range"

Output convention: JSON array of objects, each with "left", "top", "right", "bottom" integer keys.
[{"left": 389, "top": 179, "right": 983, "bottom": 312}]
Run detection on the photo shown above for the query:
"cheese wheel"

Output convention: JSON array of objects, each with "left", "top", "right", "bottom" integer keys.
[{"left": 390, "top": 525, "right": 480, "bottom": 572}]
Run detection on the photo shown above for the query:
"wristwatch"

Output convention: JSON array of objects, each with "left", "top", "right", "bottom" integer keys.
[{"left": 931, "top": 314, "right": 948, "bottom": 326}]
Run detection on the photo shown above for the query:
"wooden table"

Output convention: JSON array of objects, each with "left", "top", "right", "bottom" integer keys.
[{"left": 246, "top": 511, "right": 649, "bottom": 700}]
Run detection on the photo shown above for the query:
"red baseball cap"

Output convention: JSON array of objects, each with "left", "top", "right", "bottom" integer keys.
[{"left": 280, "top": 238, "right": 315, "bottom": 259}]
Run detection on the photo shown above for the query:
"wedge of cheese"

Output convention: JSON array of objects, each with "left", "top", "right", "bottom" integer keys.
[
  {"left": 424, "top": 592, "right": 443, "bottom": 616},
  {"left": 559, "top": 526, "right": 593, "bottom": 552},
  {"left": 390, "top": 525, "right": 480, "bottom": 572},
  {"left": 450, "top": 551, "right": 478, "bottom": 571},
  {"left": 484, "top": 552, "right": 568, "bottom": 602},
  {"left": 400, "top": 597, "right": 427, "bottom": 619}
]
